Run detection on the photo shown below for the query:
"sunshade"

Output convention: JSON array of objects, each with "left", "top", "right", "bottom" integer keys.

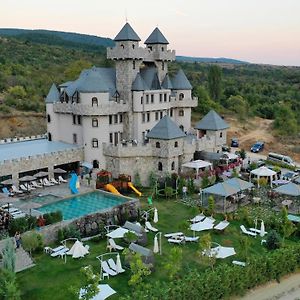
[
  {"left": 116, "top": 254, "right": 123, "bottom": 273},
  {"left": 153, "top": 208, "right": 158, "bottom": 223},
  {"left": 209, "top": 245, "right": 236, "bottom": 259},
  {"left": 190, "top": 217, "right": 214, "bottom": 231},
  {"left": 225, "top": 178, "right": 254, "bottom": 191},
  {"left": 190, "top": 214, "right": 205, "bottom": 223},
  {"left": 19, "top": 175, "right": 37, "bottom": 182},
  {"left": 260, "top": 220, "right": 265, "bottom": 237},
  {"left": 79, "top": 284, "right": 116, "bottom": 300},
  {"left": 202, "top": 182, "right": 239, "bottom": 197},
  {"left": 106, "top": 227, "right": 129, "bottom": 239},
  {"left": 274, "top": 182, "right": 300, "bottom": 196},
  {"left": 54, "top": 168, "right": 67, "bottom": 174},
  {"left": 153, "top": 236, "right": 159, "bottom": 253},
  {"left": 35, "top": 171, "right": 49, "bottom": 178},
  {"left": 1, "top": 179, "right": 13, "bottom": 185},
  {"left": 67, "top": 240, "right": 89, "bottom": 258},
  {"left": 250, "top": 166, "right": 276, "bottom": 177}
]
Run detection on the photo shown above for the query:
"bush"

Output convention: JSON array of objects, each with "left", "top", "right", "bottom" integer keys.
[
  {"left": 43, "top": 211, "right": 63, "bottom": 225},
  {"left": 57, "top": 225, "right": 81, "bottom": 242},
  {"left": 22, "top": 231, "right": 43, "bottom": 254},
  {"left": 8, "top": 217, "right": 30, "bottom": 235}
]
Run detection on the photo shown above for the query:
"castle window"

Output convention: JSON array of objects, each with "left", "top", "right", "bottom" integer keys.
[
  {"left": 47, "top": 114, "right": 51, "bottom": 123},
  {"left": 60, "top": 92, "right": 64, "bottom": 102},
  {"left": 179, "top": 93, "right": 184, "bottom": 100},
  {"left": 109, "top": 115, "right": 112, "bottom": 125},
  {"left": 114, "top": 115, "right": 118, "bottom": 124},
  {"left": 171, "top": 161, "right": 175, "bottom": 170},
  {"left": 133, "top": 61, "right": 136, "bottom": 70},
  {"left": 174, "top": 141, "right": 178, "bottom": 148},
  {"left": 120, "top": 44, "right": 124, "bottom": 49},
  {"left": 92, "top": 118, "right": 98, "bottom": 127},
  {"left": 159, "top": 94, "right": 162, "bottom": 103},
  {"left": 142, "top": 113, "right": 146, "bottom": 123},
  {"left": 93, "top": 160, "right": 99, "bottom": 168},
  {"left": 147, "top": 112, "right": 150, "bottom": 122},
  {"left": 73, "top": 133, "right": 77, "bottom": 144},
  {"left": 48, "top": 132, "right": 52, "bottom": 141},
  {"left": 164, "top": 93, "right": 167, "bottom": 102},
  {"left": 77, "top": 115, "right": 82, "bottom": 125},
  {"left": 179, "top": 125, "right": 184, "bottom": 132},
  {"left": 179, "top": 110, "right": 184, "bottom": 117},
  {"left": 220, "top": 132, "right": 223, "bottom": 138},
  {"left": 162, "top": 61, "right": 165, "bottom": 71},
  {"left": 148, "top": 46, "right": 152, "bottom": 51},
  {"left": 151, "top": 94, "right": 154, "bottom": 103},
  {"left": 146, "top": 94, "right": 149, "bottom": 104},
  {"left": 73, "top": 115, "right": 77, "bottom": 124},
  {"left": 170, "top": 109, "right": 173, "bottom": 117},
  {"left": 161, "top": 47, "right": 164, "bottom": 52},
  {"left": 156, "top": 142, "right": 161, "bottom": 148},
  {"left": 109, "top": 133, "right": 113, "bottom": 143},
  {"left": 155, "top": 112, "right": 159, "bottom": 120},
  {"left": 160, "top": 111, "right": 163, "bottom": 119},
  {"left": 92, "top": 97, "right": 98, "bottom": 107},
  {"left": 132, "top": 44, "right": 135, "bottom": 49},
  {"left": 92, "top": 138, "right": 98, "bottom": 148},
  {"left": 158, "top": 162, "right": 163, "bottom": 171},
  {"left": 119, "top": 114, "right": 123, "bottom": 123},
  {"left": 141, "top": 96, "right": 143, "bottom": 104}
]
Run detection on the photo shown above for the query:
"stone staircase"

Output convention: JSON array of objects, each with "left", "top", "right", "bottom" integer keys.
[{"left": 0, "top": 238, "right": 35, "bottom": 272}]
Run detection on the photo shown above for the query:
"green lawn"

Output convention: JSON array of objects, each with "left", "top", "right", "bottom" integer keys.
[{"left": 16, "top": 193, "right": 293, "bottom": 300}]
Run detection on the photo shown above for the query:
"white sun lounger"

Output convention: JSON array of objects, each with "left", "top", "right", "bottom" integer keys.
[
  {"left": 107, "top": 238, "right": 124, "bottom": 252},
  {"left": 4, "top": 207, "right": 19, "bottom": 213},
  {"left": 58, "top": 176, "right": 68, "bottom": 183},
  {"left": 50, "top": 178, "right": 59, "bottom": 185},
  {"left": 101, "top": 260, "right": 117, "bottom": 276},
  {"left": 232, "top": 260, "right": 246, "bottom": 267},
  {"left": 40, "top": 179, "right": 50, "bottom": 186},
  {"left": 13, "top": 212, "right": 26, "bottom": 219},
  {"left": 145, "top": 221, "right": 158, "bottom": 232},
  {"left": 108, "top": 258, "right": 125, "bottom": 273},
  {"left": 240, "top": 225, "right": 256, "bottom": 237},
  {"left": 44, "top": 178, "right": 55, "bottom": 186},
  {"left": 249, "top": 228, "right": 268, "bottom": 235},
  {"left": 184, "top": 236, "right": 199, "bottom": 242},
  {"left": 164, "top": 232, "right": 184, "bottom": 238},
  {"left": 168, "top": 237, "right": 185, "bottom": 244},
  {"left": 214, "top": 221, "right": 230, "bottom": 231},
  {"left": 25, "top": 183, "right": 36, "bottom": 190},
  {"left": 12, "top": 185, "right": 23, "bottom": 194},
  {"left": 31, "top": 181, "right": 43, "bottom": 188},
  {"left": 51, "top": 247, "right": 69, "bottom": 257}
]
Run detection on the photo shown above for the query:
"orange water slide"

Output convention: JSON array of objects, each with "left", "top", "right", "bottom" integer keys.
[
  {"left": 128, "top": 182, "right": 142, "bottom": 196},
  {"left": 104, "top": 183, "right": 121, "bottom": 195}
]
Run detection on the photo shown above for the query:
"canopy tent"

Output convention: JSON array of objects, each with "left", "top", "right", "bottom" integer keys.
[
  {"left": 106, "top": 227, "right": 129, "bottom": 239},
  {"left": 273, "top": 182, "right": 300, "bottom": 197},
  {"left": 67, "top": 240, "right": 89, "bottom": 258},
  {"left": 35, "top": 171, "right": 49, "bottom": 178},
  {"left": 129, "top": 243, "right": 154, "bottom": 265},
  {"left": 250, "top": 166, "right": 277, "bottom": 187},
  {"left": 182, "top": 160, "right": 212, "bottom": 177},
  {"left": 225, "top": 178, "right": 254, "bottom": 192},
  {"left": 79, "top": 284, "right": 116, "bottom": 300}
]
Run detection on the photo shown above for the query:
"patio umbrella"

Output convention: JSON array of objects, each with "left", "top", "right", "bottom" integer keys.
[
  {"left": 260, "top": 220, "right": 265, "bottom": 237},
  {"left": 35, "top": 171, "right": 49, "bottom": 178},
  {"left": 190, "top": 218, "right": 214, "bottom": 232},
  {"left": 116, "top": 254, "right": 123, "bottom": 273},
  {"left": 210, "top": 245, "right": 236, "bottom": 259},
  {"left": 153, "top": 208, "right": 158, "bottom": 223},
  {"left": 19, "top": 175, "right": 37, "bottom": 182},
  {"left": 153, "top": 236, "right": 159, "bottom": 253},
  {"left": 106, "top": 227, "right": 129, "bottom": 239},
  {"left": 67, "top": 240, "right": 89, "bottom": 258},
  {"left": 79, "top": 284, "right": 116, "bottom": 300},
  {"left": 54, "top": 168, "right": 67, "bottom": 174},
  {"left": 1, "top": 179, "right": 13, "bottom": 185}
]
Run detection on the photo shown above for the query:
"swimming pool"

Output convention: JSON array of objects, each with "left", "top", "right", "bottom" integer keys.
[
  {"left": 36, "top": 191, "right": 128, "bottom": 220},
  {"left": 30, "top": 194, "right": 60, "bottom": 204}
]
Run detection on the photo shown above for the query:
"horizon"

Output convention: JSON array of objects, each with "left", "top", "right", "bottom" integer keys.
[{"left": 1, "top": 0, "right": 300, "bottom": 67}]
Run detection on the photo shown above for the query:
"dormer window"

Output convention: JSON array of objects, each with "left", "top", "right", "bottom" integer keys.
[
  {"left": 92, "top": 97, "right": 98, "bottom": 107},
  {"left": 120, "top": 44, "right": 124, "bottom": 49},
  {"left": 156, "top": 142, "right": 161, "bottom": 148},
  {"left": 179, "top": 93, "right": 184, "bottom": 100},
  {"left": 132, "top": 44, "right": 135, "bottom": 49}
]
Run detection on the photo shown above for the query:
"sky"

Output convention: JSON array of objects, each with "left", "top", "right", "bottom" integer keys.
[{"left": 1, "top": 0, "right": 300, "bottom": 66}]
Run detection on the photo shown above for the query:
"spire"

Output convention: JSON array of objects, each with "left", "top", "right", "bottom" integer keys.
[
  {"left": 132, "top": 73, "right": 148, "bottom": 91},
  {"left": 172, "top": 69, "right": 192, "bottom": 90},
  {"left": 161, "top": 74, "right": 173, "bottom": 89},
  {"left": 45, "top": 83, "right": 59, "bottom": 103},
  {"left": 145, "top": 27, "right": 169, "bottom": 44},
  {"left": 114, "top": 23, "right": 141, "bottom": 42},
  {"left": 195, "top": 110, "right": 229, "bottom": 130}
]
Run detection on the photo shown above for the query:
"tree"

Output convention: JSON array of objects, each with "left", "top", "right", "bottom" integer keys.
[
  {"left": 64, "top": 59, "right": 92, "bottom": 80},
  {"left": 0, "top": 269, "right": 20, "bottom": 300},
  {"left": 265, "top": 230, "right": 281, "bottom": 250},
  {"left": 273, "top": 104, "right": 298, "bottom": 136},
  {"left": 21, "top": 231, "right": 43, "bottom": 254},
  {"left": 163, "top": 247, "right": 183, "bottom": 280},
  {"left": 2, "top": 239, "right": 16, "bottom": 272},
  {"left": 198, "top": 233, "right": 216, "bottom": 270},
  {"left": 238, "top": 236, "right": 251, "bottom": 261},
  {"left": 134, "top": 172, "right": 142, "bottom": 188},
  {"left": 208, "top": 65, "right": 222, "bottom": 101},
  {"left": 208, "top": 195, "right": 215, "bottom": 215},
  {"left": 280, "top": 207, "right": 296, "bottom": 244},
  {"left": 194, "top": 86, "right": 219, "bottom": 114},
  {"left": 128, "top": 253, "right": 151, "bottom": 286},
  {"left": 226, "top": 95, "right": 248, "bottom": 120},
  {"left": 164, "top": 186, "right": 173, "bottom": 199}
]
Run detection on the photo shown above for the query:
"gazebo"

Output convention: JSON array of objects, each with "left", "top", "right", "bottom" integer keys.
[
  {"left": 250, "top": 166, "right": 277, "bottom": 187},
  {"left": 182, "top": 160, "right": 212, "bottom": 178},
  {"left": 274, "top": 182, "right": 300, "bottom": 213}
]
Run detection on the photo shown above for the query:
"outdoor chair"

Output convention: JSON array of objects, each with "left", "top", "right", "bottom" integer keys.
[
  {"left": 145, "top": 221, "right": 158, "bottom": 232},
  {"left": 107, "top": 238, "right": 124, "bottom": 252},
  {"left": 43, "top": 178, "right": 55, "bottom": 186},
  {"left": 11, "top": 185, "right": 23, "bottom": 194},
  {"left": 184, "top": 236, "right": 199, "bottom": 242},
  {"left": 214, "top": 220, "right": 230, "bottom": 231},
  {"left": 58, "top": 176, "right": 68, "bottom": 183},
  {"left": 249, "top": 228, "right": 268, "bottom": 236},
  {"left": 107, "top": 258, "right": 125, "bottom": 273},
  {"left": 50, "top": 247, "right": 69, "bottom": 258},
  {"left": 20, "top": 184, "right": 30, "bottom": 192},
  {"left": 24, "top": 183, "right": 36, "bottom": 190},
  {"left": 168, "top": 237, "right": 185, "bottom": 244},
  {"left": 31, "top": 181, "right": 43, "bottom": 188},
  {"left": 240, "top": 225, "right": 256, "bottom": 237},
  {"left": 101, "top": 260, "right": 117, "bottom": 277},
  {"left": 164, "top": 232, "right": 184, "bottom": 238},
  {"left": 50, "top": 178, "right": 59, "bottom": 185},
  {"left": 232, "top": 260, "right": 246, "bottom": 267}
]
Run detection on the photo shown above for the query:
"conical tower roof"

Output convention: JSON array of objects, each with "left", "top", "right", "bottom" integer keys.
[
  {"left": 162, "top": 74, "right": 173, "bottom": 89},
  {"left": 195, "top": 110, "right": 229, "bottom": 130},
  {"left": 45, "top": 83, "right": 60, "bottom": 103},
  {"left": 172, "top": 69, "right": 192, "bottom": 90},
  {"left": 132, "top": 73, "right": 148, "bottom": 91},
  {"left": 114, "top": 23, "right": 141, "bottom": 42},
  {"left": 145, "top": 27, "right": 169, "bottom": 44},
  {"left": 147, "top": 115, "right": 186, "bottom": 140}
]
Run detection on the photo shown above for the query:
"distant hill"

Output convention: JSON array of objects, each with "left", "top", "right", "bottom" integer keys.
[{"left": 176, "top": 55, "right": 248, "bottom": 64}]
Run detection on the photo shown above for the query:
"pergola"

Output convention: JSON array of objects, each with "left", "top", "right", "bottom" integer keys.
[{"left": 182, "top": 160, "right": 212, "bottom": 177}]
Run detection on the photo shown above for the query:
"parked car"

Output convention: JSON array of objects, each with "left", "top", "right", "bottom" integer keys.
[
  {"left": 231, "top": 138, "right": 239, "bottom": 147},
  {"left": 222, "top": 145, "right": 231, "bottom": 153},
  {"left": 282, "top": 171, "right": 299, "bottom": 181},
  {"left": 251, "top": 141, "right": 264, "bottom": 153}
]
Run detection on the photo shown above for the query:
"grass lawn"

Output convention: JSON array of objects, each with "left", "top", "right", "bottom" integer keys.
[{"left": 16, "top": 191, "right": 294, "bottom": 300}]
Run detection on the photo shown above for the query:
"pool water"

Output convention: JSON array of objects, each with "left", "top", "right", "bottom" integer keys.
[
  {"left": 36, "top": 191, "right": 128, "bottom": 220},
  {"left": 30, "top": 194, "right": 60, "bottom": 203}
]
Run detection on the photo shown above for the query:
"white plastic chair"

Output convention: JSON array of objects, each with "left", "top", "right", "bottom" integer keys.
[
  {"left": 107, "top": 238, "right": 124, "bottom": 252},
  {"left": 145, "top": 221, "right": 158, "bottom": 232},
  {"left": 58, "top": 176, "right": 68, "bottom": 183},
  {"left": 240, "top": 225, "right": 256, "bottom": 237},
  {"left": 101, "top": 260, "right": 117, "bottom": 276},
  {"left": 12, "top": 185, "right": 23, "bottom": 194}
]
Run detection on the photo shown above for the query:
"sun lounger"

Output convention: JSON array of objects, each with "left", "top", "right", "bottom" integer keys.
[
  {"left": 249, "top": 228, "right": 268, "bottom": 235},
  {"left": 25, "top": 183, "right": 36, "bottom": 190},
  {"left": 50, "top": 178, "right": 59, "bottom": 185},
  {"left": 240, "top": 225, "right": 256, "bottom": 237},
  {"left": 12, "top": 185, "right": 23, "bottom": 194},
  {"left": 214, "top": 221, "right": 230, "bottom": 231},
  {"left": 107, "top": 238, "right": 124, "bottom": 252},
  {"left": 101, "top": 260, "right": 117, "bottom": 276},
  {"left": 184, "top": 236, "right": 199, "bottom": 242},
  {"left": 12, "top": 212, "right": 26, "bottom": 219},
  {"left": 145, "top": 221, "right": 158, "bottom": 232},
  {"left": 168, "top": 237, "right": 185, "bottom": 244},
  {"left": 31, "top": 181, "right": 43, "bottom": 188},
  {"left": 51, "top": 247, "right": 69, "bottom": 257},
  {"left": 3, "top": 207, "right": 19, "bottom": 213},
  {"left": 58, "top": 176, "right": 68, "bottom": 183},
  {"left": 164, "top": 232, "right": 184, "bottom": 238},
  {"left": 232, "top": 260, "right": 246, "bottom": 267},
  {"left": 107, "top": 258, "right": 125, "bottom": 273},
  {"left": 51, "top": 245, "right": 65, "bottom": 253},
  {"left": 20, "top": 185, "right": 30, "bottom": 192},
  {"left": 43, "top": 178, "right": 55, "bottom": 186}
]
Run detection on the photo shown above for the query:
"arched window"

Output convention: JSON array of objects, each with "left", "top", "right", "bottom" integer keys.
[
  {"left": 220, "top": 132, "right": 223, "bottom": 138},
  {"left": 179, "top": 93, "right": 184, "bottom": 100},
  {"left": 120, "top": 44, "right": 124, "bottom": 49},
  {"left": 92, "top": 138, "right": 98, "bottom": 148},
  {"left": 158, "top": 162, "right": 163, "bottom": 171},
  {"left": 162, "top": 61, "right": 165, "bottom": 71},
  {"left": 179, "top": 125, "right": 184, "bottom": 132},
  {"left": 179, "top": 110, "right": 184, "bottom": 116},
  {"left": 92, "top": 118, "right": 98, "bottom": 127},
  {"left": 92, "top": 97, "right": 98, "bottom": 107},
  {"left": 48, "top": 132, "right": 52, "bottom": 141},
  {"left": 132, "top": 44, "right": 135, "bottom": 49},
  {"left": 47, "top": 114, "right": 51, "bottom": 123},
  {"left": 156, "top": 142, "right": 161, "bottom": 148},
  {"left": 174, "top": 141, "right": 178, "bottom": 148},
  {"left": 93, "top": 160, "right": 99, "bottom": 168},
  {"left": 171, "top": 161, "right": 175, "bottom": 170}
]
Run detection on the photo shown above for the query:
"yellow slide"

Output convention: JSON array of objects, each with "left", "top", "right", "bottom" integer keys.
[
  {"left": 128, "top": 182, "right": 142, "bottom": 197},
  {"left": 104, "top": 184, "right": 121, "bottom": 195}
]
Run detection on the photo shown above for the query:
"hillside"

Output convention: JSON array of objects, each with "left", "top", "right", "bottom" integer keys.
[{"left": 176, "top": 55, "right": 248, "bottom": 64}]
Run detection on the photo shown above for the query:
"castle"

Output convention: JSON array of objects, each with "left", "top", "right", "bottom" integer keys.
[{"left": 45, "top": 23, "right": 229, "bottom": 185}]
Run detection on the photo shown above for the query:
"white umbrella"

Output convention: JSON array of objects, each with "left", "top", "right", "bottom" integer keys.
[
  {"left": 106, "top": 227, "right": 129, "bottom": 239},
  {"left": 19, "top": 175, "right": 37, "bottom": 182},
  {"left": 67, "top": 240, "right": 89, "bottom": 258},
  {"left": 153, "top": 208, "right": 158, "bottom": 223},
  {"left": 153, "top": 236, "right": 159, "bottom": 253},
  {"left": 116, "top": 254, "right": 123, "bottom": 273},
  {"left": 190, "top": 218, "right": 214, "bottom": 232},
  {"left": 210, "top": 246, "right": 236, "bottom": 259},
  {"left": 260, "top": 220, "right": 265, "bottom": 237},
  {"left": 190, "top": 214, "right": 205, "bottom": 223},
  {"left": 35, "top": 171, "right": 49, "bottom": 178},
  {"left": 54, "top": 168, "right": 67, "bottom": 174},
  {"left": 79, "top": 284, "right": 116, "bottom": 300}
]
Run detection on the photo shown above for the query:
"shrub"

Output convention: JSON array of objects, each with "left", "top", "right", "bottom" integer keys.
[
  {"left": 2, "top": 239, "right": 16, "bottom": 272},
  {"left": 8, "top": 217, "right": 30, "bottom": 235},
  {"left": 22, "top": 231, "right": 44, "bottom": 254},
  {"left": 43, "top": 210, "right": 63, "bottom": 225}
]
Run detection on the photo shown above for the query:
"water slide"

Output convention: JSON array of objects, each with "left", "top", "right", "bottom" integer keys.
[
  {"left": 69, "top": 173, "right": 79, "bottom": 194},
  {"left": 104, "top": 183, "right": 121, "bottom": 195},
  {"left": 128, "top": 182, "right": 142, "bottom": 197}
]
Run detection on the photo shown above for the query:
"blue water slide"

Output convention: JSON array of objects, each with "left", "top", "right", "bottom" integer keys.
[{"left": 69, "top": 173, "right": 78, "bottom": 194}]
